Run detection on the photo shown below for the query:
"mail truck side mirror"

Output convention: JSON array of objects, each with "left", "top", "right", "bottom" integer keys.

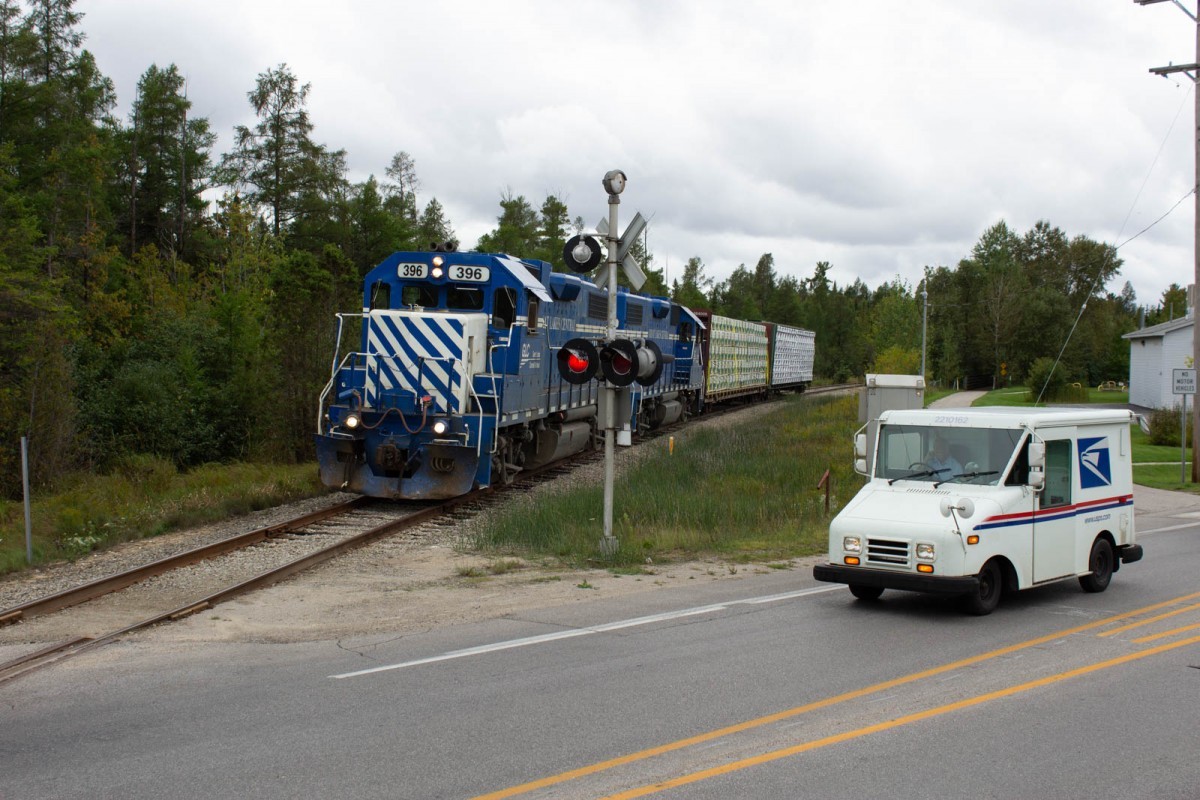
[{"left": 1027, "top": 441, "right": 1046, "bottom": 490}]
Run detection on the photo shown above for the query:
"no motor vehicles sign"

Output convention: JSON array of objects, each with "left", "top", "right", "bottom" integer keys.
[{"left": 1173, "top": 368, "right": 1196, "bottom": 396}]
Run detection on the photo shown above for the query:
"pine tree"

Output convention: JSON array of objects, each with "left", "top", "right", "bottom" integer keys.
[
  {"left": 117, "top": 63, "right": 215, "bottom": 263},
  {"left": 218, "top": 63, "right": 345, "bottom": 240}
]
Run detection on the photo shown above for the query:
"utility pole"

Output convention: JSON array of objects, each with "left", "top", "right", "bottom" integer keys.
[
  {"left": 1136, "top": 0, "right": 1200, "bottom": 482},
  {"left": 920, "top": 283, "right": 929, "bottom": 379}
]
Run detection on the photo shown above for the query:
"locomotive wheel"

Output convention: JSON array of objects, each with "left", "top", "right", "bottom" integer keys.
[{"left": 491, "top": 454, "right": 512, "bottom": 485}]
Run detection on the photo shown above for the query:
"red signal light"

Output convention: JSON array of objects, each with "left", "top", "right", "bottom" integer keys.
[
  {"left": 557, "top": 338, "right": 599, "bottom": 384},
  {"left": 608, "top": 352, "right": 632, "bottom": 377},
  {"left": 599, "top": 339, "right": 639, "bottom": 387},
  {"left": 567, "top": 352, "right": 589, "bottom": 373}
]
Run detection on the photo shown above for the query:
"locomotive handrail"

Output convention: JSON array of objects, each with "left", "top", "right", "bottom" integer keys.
[
  {"left": 317, "top": 350, "right": 361, "bottom": 436},
  {"left": 317, "top": 313, "right": 365, "bottom": 435},
  {"left": 481, "top": 339, "right": 509, "bottom": 455}
]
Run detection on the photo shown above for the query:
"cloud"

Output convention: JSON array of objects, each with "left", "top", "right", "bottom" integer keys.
[{"left": 76, "top": 0, "right": 1196, "bottom": 306}]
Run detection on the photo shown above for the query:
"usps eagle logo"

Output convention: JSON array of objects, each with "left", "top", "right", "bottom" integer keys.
[{"left": 1078, "top": 436, "right": 1111, "bottom": 489}]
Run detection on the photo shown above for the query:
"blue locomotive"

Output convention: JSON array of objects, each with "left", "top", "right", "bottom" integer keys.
[{"left": 315, "top": 248, "right": 705, "bottom": 499}]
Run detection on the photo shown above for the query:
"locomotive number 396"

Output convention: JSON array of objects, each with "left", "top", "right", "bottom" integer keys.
[
  {"left": 397, "top": 262, "right": 428, "bottom": 279},
  {"left": 449, "top": 265, "right": 490, "bottom": 282}
]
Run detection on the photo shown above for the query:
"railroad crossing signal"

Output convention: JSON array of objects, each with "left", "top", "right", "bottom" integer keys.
[
  {"left": 562, "top": 215, "right": 648, "bottom": 291},
  {"left": 557, "top": 337, "right": 599, "bottom": 384},
  {"left": 594, "top": 212, "right": 648, "bottom": 290},
  {"left": 562, "top": 234, "right": 603, "bottom": 274},
  {"left": 556, "top": 338, "right": 669, "bottom": 387}
]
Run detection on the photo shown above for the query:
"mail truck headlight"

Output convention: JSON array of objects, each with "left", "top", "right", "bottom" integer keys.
[
  {"left": 843, "top": 536, "right": 862, "bottom": 554},
  {"left": 916, "top": 543, "right": 936, "bottom": 560}
]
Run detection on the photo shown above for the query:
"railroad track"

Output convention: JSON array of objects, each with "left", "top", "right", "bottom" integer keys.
[
  {"left": 0, "top": 494, "right": 479, "bottom": 684},
  {"left": 0, "top": 386, "right": 856, "bottom": 685}
]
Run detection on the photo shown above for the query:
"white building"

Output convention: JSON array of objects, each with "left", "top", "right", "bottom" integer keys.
[{"left": 1122, "top": 313, "right": 1193, "bottom": 409}]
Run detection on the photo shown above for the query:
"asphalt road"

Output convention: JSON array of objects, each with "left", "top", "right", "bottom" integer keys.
[{"left": 2, "top": 492, "right": 1199, "bottom": 800}]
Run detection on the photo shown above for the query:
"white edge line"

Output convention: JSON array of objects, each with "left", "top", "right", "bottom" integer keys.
[
  {"left": 329, "top": 585, "right": 841, "bottom": 679},
  {"left": 1138, "top": 521, "right": 1200, "bottom": 535}
]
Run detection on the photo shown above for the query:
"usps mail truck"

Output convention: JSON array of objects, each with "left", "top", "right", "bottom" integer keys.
[{"left": 813, "top": 407, "right": 1143, "bottom": 614}]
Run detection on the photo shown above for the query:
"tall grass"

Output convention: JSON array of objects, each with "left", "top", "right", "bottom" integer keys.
[
  {"left": 471, "top": 394, "right": 863, "bottom": 566},
  {"left": 0, "top": 457, "right": 326, "bottom": 576}
]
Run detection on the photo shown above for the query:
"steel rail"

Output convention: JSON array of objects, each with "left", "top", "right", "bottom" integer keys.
[
  {"left": 0, "top": 496, "right": 369, "bottom": 627},
  {"left": 0, "top": 490, "right": 488, "bottom": 685}
]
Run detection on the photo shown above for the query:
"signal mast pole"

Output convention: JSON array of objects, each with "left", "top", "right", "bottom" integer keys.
[
  {"left": 601, "top": 172, "right": 624, "bottom": 556},
  {"left": 1136, "top": 0, "right": 1200, "bottom": 481},
  {"left": 561, "top": 171, "right": 649, "bottom": 557}
]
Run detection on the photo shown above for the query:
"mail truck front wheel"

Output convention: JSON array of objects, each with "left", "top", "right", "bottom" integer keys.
[
  {"left": 1079, "top": 537, "right": 1114, "bottom": 593},
  {"left": 849, "top": 584, "right": 884, "bottom": 601},
  {"left": 961, "top": 560, "right": 1002, "bottom": 616}
]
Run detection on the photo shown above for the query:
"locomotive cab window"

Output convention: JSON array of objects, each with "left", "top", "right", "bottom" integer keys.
[
  {"left": 492, "top": 288, "right": 516, "bottom": 329},
  {"left": 369, "top": 281, "right": 391, "bottom": 310},
  {"left": 447, "top": 286, "right": 484, "bottom": 310},
  {"left": 527, "top": 297, "right": 540, "bottom": 333},
  {"left": 402, "top": 285, "right": 438, "bottom": 308}
]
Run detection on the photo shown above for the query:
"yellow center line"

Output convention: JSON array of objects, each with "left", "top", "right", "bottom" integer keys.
[
  {"left": 602, "top": 634, "right": 1200, "bottom": 800},
  {"left": 1097, "top": 602, "right": 1200, "bottom": 637},
  {"left": 1133, "top": 621, "right": 1200, "bottom": 643},
  {"left": 471, "top": 590, "right": 1200, "bottom": 800}
]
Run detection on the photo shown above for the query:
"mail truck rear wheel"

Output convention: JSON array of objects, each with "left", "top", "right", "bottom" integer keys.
[
  {"left": 962, "top": 560, "right": 1002, "bottom": 616},
  {"left": 1079, "top": 537, "right": 1113, "bottom": 593}
]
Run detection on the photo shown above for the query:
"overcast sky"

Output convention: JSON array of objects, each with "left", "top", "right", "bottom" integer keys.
[{"left": 74, "top": 0, "right": 1197, "bottom": 307}]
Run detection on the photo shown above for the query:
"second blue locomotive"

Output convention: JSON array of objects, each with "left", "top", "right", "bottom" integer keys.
[{"left": 315, "top": 249, "right": 705, "bottom": 499}]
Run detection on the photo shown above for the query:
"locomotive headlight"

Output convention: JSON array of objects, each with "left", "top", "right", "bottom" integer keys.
[
  {"left": 843, "top": 536, "right": 862, "bottom": 554},
  {"left": 343, "top": 412, "right": 361, "bottom": 431},
  {"left": 916, "top": 542, "right": 936, "bottom": 561},
  {"left": 431, "top": 420, "right": 449, "bottom": 436},
  {"left": 431, "top": 264, "right": 444, "bottom": 279}
]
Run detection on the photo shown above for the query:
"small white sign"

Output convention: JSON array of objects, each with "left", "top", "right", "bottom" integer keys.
[{"left": 1173, "top": 368, "right": 1196, "bottom": 395}]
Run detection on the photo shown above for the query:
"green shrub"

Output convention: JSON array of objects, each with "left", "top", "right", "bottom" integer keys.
[
  {"left": 1025, "top": 357, "right": 1087, "bottom": 403},
  {"left": 1147, "top": 407, "right": 1193, "bottom": 447}
]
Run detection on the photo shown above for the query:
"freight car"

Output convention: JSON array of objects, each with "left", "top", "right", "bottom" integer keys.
[
  {"left": 314, "top": 248, "right": 815, "bottom": 501},
  {"left": 693, "top": 312, "right": 815, "bottom": 406}
]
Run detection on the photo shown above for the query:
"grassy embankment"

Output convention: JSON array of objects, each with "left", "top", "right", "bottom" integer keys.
[
  {"left": 970, "top": 386, "right": 1198, "bottom": 493},
  {"left": 0, "top": 458, "right": 323, "bottom": 577},
  {"left": 472, "top": 393, "right": 862, "bottom": 568},
  {"left": 0, "top": 394, "right": 864, "bottom": 578}
]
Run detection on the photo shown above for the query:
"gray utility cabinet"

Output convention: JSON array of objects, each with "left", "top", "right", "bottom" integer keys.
[{"left": 860, "top": 374, "right": 925, "bottom": 471}]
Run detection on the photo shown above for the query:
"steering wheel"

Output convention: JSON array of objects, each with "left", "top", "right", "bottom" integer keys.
[{"left": 909, "top": 461, "right": 932, "bottom": 470}]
